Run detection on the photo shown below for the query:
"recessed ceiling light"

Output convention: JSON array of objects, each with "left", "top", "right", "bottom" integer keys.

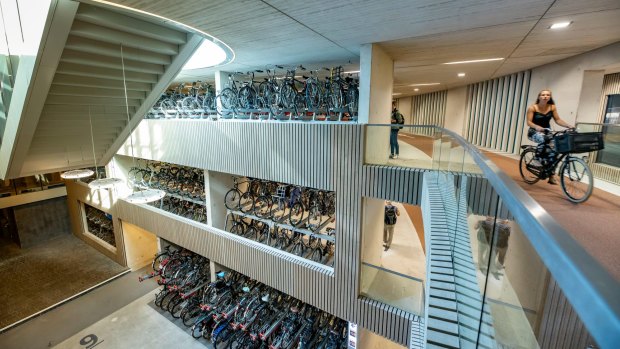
[
  {"left": 344, "top": 70, "right": 360, "bottom": 74},
  {"left": 549, "top": 21, "right": 572, "bottom": 30},
  {"left": 392, "top": 93, "right": 402, "bottom": 96},
  {"left": 443, "top": 58, "right": 504, "bottom": 65},
  {"left": 410, "top": 83, "right": 440, "bottom": 86},
  {"left": 414, "top": 88, "right": 420, "bottom": 92},
  {"left": 458, "top": 73, "right": 466, "bottom": 77}
]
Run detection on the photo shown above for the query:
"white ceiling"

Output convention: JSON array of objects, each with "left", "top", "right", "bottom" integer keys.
[{"left": 104, "top": 0, "right": 620, "bottom": 96}]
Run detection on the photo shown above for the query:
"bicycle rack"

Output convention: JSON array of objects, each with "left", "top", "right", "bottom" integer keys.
[{"left": 225, "top": 209, "right": 336, "bottom": 244}]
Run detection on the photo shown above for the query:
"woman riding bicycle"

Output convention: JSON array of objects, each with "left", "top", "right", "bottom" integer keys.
[{"left": 526, "top": 89, "right": 573, "bottom": 184}]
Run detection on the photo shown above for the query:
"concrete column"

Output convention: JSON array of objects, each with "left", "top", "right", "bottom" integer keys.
[
  {"left": 205, "top": 170, "right": 233, "bottom": 230},
  {"left": 576, "top": 70, "right": 605, "bottom": 124},
  {"left": 360, "top": 44, "right": 394, "bottom": 164},
  {"left": 214, "top": 70, "right": 229, "bottom": 94}
]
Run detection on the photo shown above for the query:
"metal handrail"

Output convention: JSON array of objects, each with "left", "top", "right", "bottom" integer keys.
[
  {"left": 576, "top": 122, "right": 620, "bottom": 127},
  {"left": 367, "top": 123, "right": 620, "bottom": 347}
]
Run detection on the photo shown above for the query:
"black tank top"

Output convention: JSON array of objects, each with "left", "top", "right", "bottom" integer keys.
[{"left": 532, "top": 109, "right": 553, "bottom": 128}]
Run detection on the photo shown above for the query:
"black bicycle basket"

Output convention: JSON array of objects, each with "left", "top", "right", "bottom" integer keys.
[{"left": 554, "top": 131, "right": 605, "bottom": 154}]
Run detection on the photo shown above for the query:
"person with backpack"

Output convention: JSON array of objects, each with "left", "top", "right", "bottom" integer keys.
[
  {"left": 390, "top": 103, "right": 405, "bottom": 159},
  {"left": 383, "top": 201, "right": 400, "bottom": 251}
]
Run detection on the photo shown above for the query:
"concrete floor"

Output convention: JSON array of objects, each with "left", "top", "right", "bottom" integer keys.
[
  {"left": 0, "top": 267, "right": 159, "bottom": 349},
  {"left": 0, "top": 233, "right": 128, "bottom": 330}
]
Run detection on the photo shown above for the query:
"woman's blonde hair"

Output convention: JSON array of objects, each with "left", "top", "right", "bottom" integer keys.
[{"left": 536, "top": 89, "right": 555, "bottom": 105}]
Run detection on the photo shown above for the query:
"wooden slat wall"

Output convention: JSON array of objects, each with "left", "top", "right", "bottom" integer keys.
[
  {"left": 591, "top": 72, "right": 620, "bottom": 184},
  {"left": 537, "top": 277, "right": 596, "bottom": 349},
  {"left": 115, "top": 122, "right": 418, "bottom": 346},
  {"left": 411, "top": 91, "right": 447, "bottom": 136},
  {"left": 465, "top": 71, "right": 531, "bottom": 155}
]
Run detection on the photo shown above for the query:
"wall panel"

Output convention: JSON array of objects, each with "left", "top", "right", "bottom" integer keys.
[
  {"left": 591, "top": 72, "right": 620, "bottom": 184},
  {"left": 410, "top": 91, "right": 447, "bottom": 136},
  {"left": 465, "top": 71, "right": 531, "bottom": 154}
]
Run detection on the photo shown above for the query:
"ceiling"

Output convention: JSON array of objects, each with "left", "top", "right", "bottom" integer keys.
[
  {"left": 2, "top": 0, "right": 619, "bottom": 179},
  {"left": 100, "top": 0, "right": 620, "bottom": 96}
]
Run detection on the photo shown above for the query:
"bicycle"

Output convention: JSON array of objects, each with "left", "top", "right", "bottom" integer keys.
[{"left": 519, "top": 128, "right": 603, "bottom": 203}]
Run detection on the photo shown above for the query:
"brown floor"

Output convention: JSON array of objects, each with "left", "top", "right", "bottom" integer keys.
[
  {"left": 397, "top": 132, "right": 620, "bottom": 280},
  {"left": 0, "top": 233, "right": 127, "bottom": 329},
  {"left": 485, "top": 152, "right": 620, "bottom": 281}
]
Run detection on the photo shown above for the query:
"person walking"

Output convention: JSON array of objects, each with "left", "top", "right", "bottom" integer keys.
[
  {"left": 383, "top": 201, "right": 400, "bottom": 251},
  {"left": 390, "top": 103, "right": 404, "bottom": 159}
]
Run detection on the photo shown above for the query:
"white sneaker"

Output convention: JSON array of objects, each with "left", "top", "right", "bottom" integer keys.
[{"left": 394, "top": 155, "right": 399, "bottom": 159}]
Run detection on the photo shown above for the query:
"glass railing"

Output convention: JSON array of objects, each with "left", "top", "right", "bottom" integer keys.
[
  {"left": 576, "top": 122, "right": 620, "bottom": 169},
  {"left": 365, "top": 124, "right": 619, "bottom": 348},
  {"left": 360, "top": 262, "right": 424, "bottom": 315}
]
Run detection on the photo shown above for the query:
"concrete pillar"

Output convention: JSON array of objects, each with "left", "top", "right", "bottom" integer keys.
[
  {"left": 576, "top": 70, "right": 605, "bottom": 124},
  {"left": 205, "top": 170, "right": 233, "bottom": 230},
  {"left": 360, "top": 44, "right": 394, "bottom": 164}
]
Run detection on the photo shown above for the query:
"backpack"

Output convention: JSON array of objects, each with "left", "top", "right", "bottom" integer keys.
[
  {"left": 393, "top": 111, "right": 404, "bottom": 130},
  {"left": 384, "top": 206, "right": 397, "bottom": 225}
]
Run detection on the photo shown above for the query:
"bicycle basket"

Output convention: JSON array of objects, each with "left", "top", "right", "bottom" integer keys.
[{"left": 554, "top": 131, "right": 604, "bottom": 154}]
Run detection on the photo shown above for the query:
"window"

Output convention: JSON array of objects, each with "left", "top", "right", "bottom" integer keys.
[{"left": 596, "top": 94, "right": 620, "bottom": 167}]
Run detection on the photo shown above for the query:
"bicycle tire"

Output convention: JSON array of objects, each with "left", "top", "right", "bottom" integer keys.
[
  {"left": 191, "top": 322, "right": 205, "bottom": 339},
  {"left": 271, "top": 201, "right": 287, "bottom": 223},
  {"left": 224, "top": 189, "right": 241, "bottom": 210},
  {"left": 289, "top": 202, "right": 305, "bottom": 226},
  {"left": 519, "top": 148, "right": 540, "bottom": 184},
  {"left": 182, "top": 306, "right": 202, "bottom": 327},
  {"left": 167, "top": 293, "right": 183, "bottom": 314},
  {"left": 217, "top": 88, "right": 237, "bottom": 118},
  {"left": 254, "top": 195, "right": 273, "bottom": 219},
  {"left": 239, "top": 192, "right": 255, "bottom": 214},
  {"left": 560, "top": 156, "right": 593, "bottom": 203},
  {"left": 238, "top": 85, "right": 257, "bottom": 109},
  {"left": 154, "top": 289, "right": 168, "bottom": 307}
]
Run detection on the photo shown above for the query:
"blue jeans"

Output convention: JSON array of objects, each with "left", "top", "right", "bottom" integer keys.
[{"left": 390, "top": 129, "right": 399, "bottom": 156}]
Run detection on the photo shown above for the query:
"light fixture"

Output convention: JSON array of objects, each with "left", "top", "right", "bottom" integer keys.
[
  {"left": 410, "top": 83, "right": 440, "bottom": 86},
  {"left": 392, "top": 93, "right": 402, "bottom": 96},
  {"left": 61, "top": 169, "right": 94, "bottom": 180},
  {"left": 117, "top": 44, "right": 166, "bottom": 204},
  {"left": 458, "top": 73, "right": 466, "bottom": 77},
  {"left": 182, "top": 40, "right": 228, "bottom": 70},
  {"left": 549, "top": 21, "right": 572, "bottom": 30},
  {"left": 86, "top": 106, "right": 123, "bottom": 190},
  {"left": 443, "top": 58, "right": 504, "bottom": 65},
  {"left": 414, "top": 88, "right": 420, "bottom": 92},
  {"left": 344, "top": 70, "right": 360, "bottom": 74},
  {"left": 125, "top": 188, "right": 166, "bottom": 204}
]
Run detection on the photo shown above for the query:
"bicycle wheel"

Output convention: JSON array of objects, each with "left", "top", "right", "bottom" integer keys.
[
  {"left": 519, "top": 148, "right": 540, "bottom": 184},
  {"left": 217, "top": 88, "right": 237, "bottom": 118},
  {"left": 254, "top": 195, "right": 273, "bottom": 219},
  {"left": 271, "top": 200, "right": 287, "bottom": 223},
  {"left": 238, "top": 86, "right": 257, "bottom": 109},
  {"left": 182, "top": 306, "right": 202, "bottom": 327},
  {"left": 239, "top": 192, "right": 254, "bottom": 214},
  {"left": 308, "top": 207, "right": 322, "bottom": 230},
  {"left": 224, "top": 189, "right": 241, "bottom": 210},
  {"left": 560, "top": 157, "right": 593, "bottom": 203},
  {"left": 289, "top": 202, "right": 305, "bottom": 226}
]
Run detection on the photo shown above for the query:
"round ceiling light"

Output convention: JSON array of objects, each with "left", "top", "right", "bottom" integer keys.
[
  {"left": 182, "top": 40, "right": 229, "bottom": 70},
  {"left": 125, "top": 189, "right": 166, "bottom": 204},
  {"left": 88, "top": 177, "right": 124, "bottom": 190},
  {"left": 61, "top": 169, "right": 95, "bottom": 179}
]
